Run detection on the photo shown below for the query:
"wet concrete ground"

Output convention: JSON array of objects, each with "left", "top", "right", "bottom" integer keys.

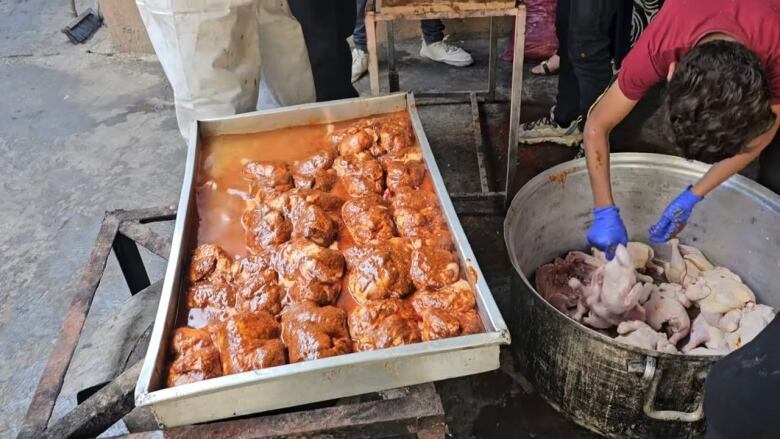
[{"left": 1, "top": 7, "right": 777, "bottom": 438}]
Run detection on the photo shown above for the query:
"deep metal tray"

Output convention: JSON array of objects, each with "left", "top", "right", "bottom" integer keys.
[{"left": 135, "top": 92, "right": 510, "bottom": 427}]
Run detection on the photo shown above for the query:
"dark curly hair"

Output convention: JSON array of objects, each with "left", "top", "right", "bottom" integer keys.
[{"left": 665, "top": 40, "right": 775, "bottom": 163}]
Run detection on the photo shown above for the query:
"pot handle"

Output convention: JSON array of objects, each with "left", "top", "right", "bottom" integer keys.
[{"left": 638, "top": 357, "right": 705, "bottom": 423}]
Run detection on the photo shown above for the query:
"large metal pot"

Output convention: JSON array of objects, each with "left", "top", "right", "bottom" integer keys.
[{"left": 504, "top": 153, "right": 779, "bottom": 438}]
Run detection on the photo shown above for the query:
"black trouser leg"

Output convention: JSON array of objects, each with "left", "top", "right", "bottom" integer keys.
[
  {"left": 704, "top": 317, "right": 780, "bottom": 439},
  {"left": 420, "top": 19, "right": 445, "bottom": 44},
  {"left": 553, "top": 0, "right": 579, "bottom": 126},
  {"left": 288, "top": 0, "right": 359, "bottom": 101},
  {"left": 554, "top": 0, "right": 618, "bottom": 127}
]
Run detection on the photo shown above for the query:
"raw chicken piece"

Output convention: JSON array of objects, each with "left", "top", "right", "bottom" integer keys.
[
  {"left": 379, "top": 148, "right": 425, "bottom": 192},
  {"left": 568, "top": 246, "right": 652, "bottom": 329},
  {"left": 288, "top": 202, "right": 338, "bottom": 247},
  {"left": 231, "top": 254, "right": 277, "bottom": 286},
  {"left": 682, "top": 314, "right": 728, "bottom": 353},
  {"left": 644, "top": 284, "right": 691, "bottom": 344},
  {"left": 392, "top": 189, "right": 453, "bottom": 249},
  {"left": 189, "top": 244, "right": 233, "bottom": 284},
  {"left": 273, "top": 239, "right": 345, "bottom": 287},
  {"left": 686, "top": 346, "right": 729, "bottom": 356},
  {"left": 235, "top": 281, "right": 284, "bottom": 315},
  {"left": 615, "top": 320, "right": 678, "bottom": 353},
  {"left": 348, "top": 299, "right": 421, "bottom": 351},
  {"left": 626, "top": 242, "right": 654, "bottom": 270},
  {"left": 342, "top": 195, "right": 396, "bottom": 245},
  {"left": 679, "top": 243, "right": 715, "bottom": 272},
  {"left": 535, "top": 252, "right": 600, "bottom": 315},
  {"left": 724, "top": 304, "right": 776, "bottom": 350},
  {"left": 285, "top": 280, "right": 341, "bottom": 306},
  {"left": 335, "top": 124, "right": 378, "bottom": 156},
  {"left": 291, "top": 149, "right": 338, "bottom": 191},
  {"left": 718, "top": 309, "right": 742, "bottom": 333},
  {"left": 663, "top": 238, "right": 688, "bottom": 285},
  {"left": 368, "top": 115, "right": 415, "bottom": 157},
  {"left": 409, "top": 280, "right": 482, "bottom": 338},
  {"left": 333, "top": 152, "right": 385, "bottom": 197},
  {"left": 685, "top": 267, "right": 756, "bottom": 314}
]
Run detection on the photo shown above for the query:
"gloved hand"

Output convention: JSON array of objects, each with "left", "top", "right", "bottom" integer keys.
[
  {"left": 587, "top": 205, "right": 628, "bottom": 260},
  {"left": 648, "top": 186, "right": 703, "bottom": 243}
]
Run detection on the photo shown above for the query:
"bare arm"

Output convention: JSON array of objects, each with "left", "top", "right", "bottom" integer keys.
[
  {"left": 690, "top": 104, "right": 780, "bottom": 196},
  {"left": 582, "top": 82, "right": 639, "bottom": 208}
]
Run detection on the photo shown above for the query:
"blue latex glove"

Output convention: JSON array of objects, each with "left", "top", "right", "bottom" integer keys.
[
  {"left": 648, "top": 186, "right": 703, "bottom": 243},
  {"left": 587, "top": 205, "right": 628, "bottom": 260}
]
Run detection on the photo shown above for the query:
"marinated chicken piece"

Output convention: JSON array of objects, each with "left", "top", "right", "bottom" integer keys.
[
  {"left": 274, "top": 239, "right": 345, "bottom": 287},
  {"left": 285, "top": 280, "right": 341, "bottom": 306},
  {"left": 241, "top": 160, "right": 293, "bottom": 196},
  {"left": 242, "top": 204, "right": 292, "bottom": 252},
  {"left": 410, "top": 280, "right": 482, "bottom": 339},
  {"left": 369, "top": 116, "right": 415, "bottom": 156},
  {"left": 167, "top": 327, "right": 222, "bottom": 387},
  {"left": 333, "top": 152, "right": 384, "bottom": 197},
  {"left": 391, "top": 190, "right": 452, "bottom": 249},
  {"left": 215, "top": 312, "right": 287, "bottom": 374},
  {"left": 187, "top": 278, "right": 235, "bottom": 310},
  {"left": 342, "top": 195, "right": 395, "bottom": 245},
  {"left": 335, "top": 124, "right": 378, "bottom": 156},
  {"left": 379, "top": 148, "right": 425, "bottom": 192},
  {"left": 292, "top": 149, "right": 338, "bottom": 191},
  {"left": 345, "top": 238, "right": 413, "bottom": 304},
  {"left": 409, "top": 245, "right": 460, "bottom": 290},
  {"left": 189, "top": 244, "right": 233, "bottom": 284},
  {"left": 348, "top": 299, "right": 421, "bottom": 351},
  {"left": 236, "top": 281, "right": 284, "bottom": 315},
  {"left": 267, "top": 188, "right": 343, "bottom": 220},
  {"left": 231, "top": 254, "right": 277, "bottom": 287},
  {"left": 281, "top": 302, "right": 352, "bottom": 362},
  {"left": 615, "top": 320, "right": 678, "bottom": 354},
  {"left": 288, "top": 202, "right": 337, "bottom": 247}
]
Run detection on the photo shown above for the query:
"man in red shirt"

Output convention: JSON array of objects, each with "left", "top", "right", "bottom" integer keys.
[{"left": 584, "top": 0, "right": 780, "bottom": 256}]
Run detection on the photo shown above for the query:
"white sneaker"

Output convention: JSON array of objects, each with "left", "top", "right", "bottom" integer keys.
[
  {"left": 419, "top": 36, "right": 473, "bottom": 67},
  {"left": 351, "top": 48, "right": 368, "bottom": 83},
  {"left": 518, "top": 109, "right": 583, "bottom": 146}
]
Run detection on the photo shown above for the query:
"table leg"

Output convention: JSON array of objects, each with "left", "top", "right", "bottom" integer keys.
[
  {"left": 366, "top": 13, "right": 381, "bottom": 95},
  {"left": 504, "top": 6, "right": 526, "bottom": 207},
  {"left": 487, "top": 16, "right": 498, "bottom": 102}
]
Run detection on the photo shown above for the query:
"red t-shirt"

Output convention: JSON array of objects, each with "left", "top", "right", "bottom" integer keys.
[{"left": 618, "top": 0, "right": 780, "bottom": 104}]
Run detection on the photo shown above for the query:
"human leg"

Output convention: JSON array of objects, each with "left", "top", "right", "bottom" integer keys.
[
  {"left": 288, "top": 0, "right": 359, "bottom": 101},
  {"left": 418, "top": 19, "right": 473, "bottom": 67}
]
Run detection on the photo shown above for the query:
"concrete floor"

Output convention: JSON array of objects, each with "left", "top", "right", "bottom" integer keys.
[{"left": 1, "top": 5, "right": 776, "bottom": 438}]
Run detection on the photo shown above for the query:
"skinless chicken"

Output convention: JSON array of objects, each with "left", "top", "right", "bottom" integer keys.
[
  {"left": 242, "top": 203, "right": 292, "bottom": 252},
  {"left": 231, "top": 254, "right": 277, "bottom": 287},
  {"left": 345, "top": 238, "right": 413, "bottom": 304},
  {"left": 644, "top": 283, "right": 691, "bottom": 344},
  {"left": 167, "top": 327, "right": 222, "bottom": 387},
  {"left": 215, "top": 311, "right": 287, "bottom": 374},
  {"left": 291, "top": 148, "right": 338, "bottom": 191},
  {"left": 236, "top": 281, "right": 284, "bottom": 315},
  {"left": 391, "top": 190, "right": 453, "bottom": 250},
  {"left": 285, "top": 281, "right": 341, "bottom": 306},
  {"left": 685, "top": 267, "right": 756, "bottom": 314},
  {"left": 241, "top": 160, "right": 293, "bottom": 197},
  {"left": 342, "top": 195, "right": 396, "bottom": 246},
  {"left": 724, "top": 304, "right": 776, "bottom": 350},
  {"left": 270, "top": 188, "right": 343, "bottom": 220},
  {"left": 378, "top": 147, "right": 425, "bottom": 192},
  {"left": 369, "top": 118, "right": 415, "bottom": 157},
  {"left": 189, "top": 244, "right": 233, "bottom": 284},
  {"left": 187, "top": 280, "right": 236, "bottom": 310},
  {"left": 535, "top": 251, "right": 601, "bottom": 315},
  {"left": 348, "top": 299, "right": 421, "bottom": 351},
  {"left": 281, "top": 301, "right": 352, "bottom": 362},
  {"left": 334, "top": 124, "right": 379, "bottom": 156},
  {"left": 615, "top": 320, "right": 678, "bottom": 354},
  {"left": 409, "top": 244, "right": 460, "bottom": 290},
  {"left": 569, "top": 246, "right": 653, "bottom": 329},
  {"left": 333, "top": 152, "right": 385, "bottom": 197},
  {"left": 263, "top": 189, "right": 342, "bottom": 247},
  {"left": 682, "top": 313, "right": 729, "bottom": 353}
]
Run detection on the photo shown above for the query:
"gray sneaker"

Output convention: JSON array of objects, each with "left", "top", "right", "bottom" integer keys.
[{"left": 518, "top": 113, "right": 582, "bottom": 146}]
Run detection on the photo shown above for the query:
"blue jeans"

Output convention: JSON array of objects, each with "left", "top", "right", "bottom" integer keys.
[{"left": 353, "top": 0, "right": 445, "bottom": 51}]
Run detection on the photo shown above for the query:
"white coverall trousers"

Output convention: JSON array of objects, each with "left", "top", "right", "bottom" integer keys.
[{"left": 135, "top": 0, "right": 317, "bottom": 140}]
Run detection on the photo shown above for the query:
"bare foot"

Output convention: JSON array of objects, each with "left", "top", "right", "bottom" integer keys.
[{"left": 531, "top": 54, "right": 560, "bottom": 75}]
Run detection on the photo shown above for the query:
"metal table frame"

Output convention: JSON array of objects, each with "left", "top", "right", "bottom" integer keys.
[
  {"left": 17, "top": 206, "right": 446, "bottom": 438},
  {"left": 365, "top": 1, "right": 527, "bottom": 209}
]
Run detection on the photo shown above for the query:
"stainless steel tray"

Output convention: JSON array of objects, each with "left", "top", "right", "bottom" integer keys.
[{"left": 135, "top": 92, "right": 510, "bottom": 427}]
